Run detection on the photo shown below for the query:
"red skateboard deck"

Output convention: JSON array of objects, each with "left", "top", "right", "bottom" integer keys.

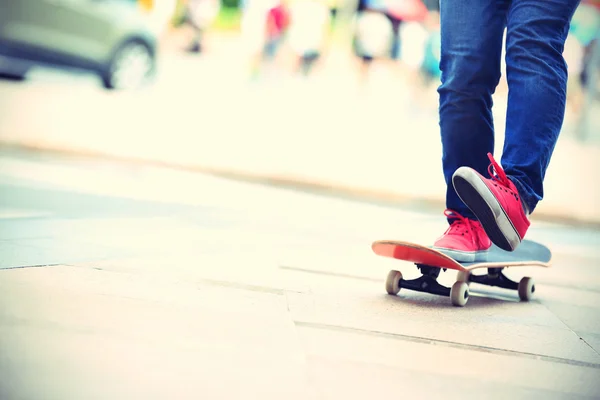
[{"left": 371, "top": 239, "right": 552, "bottom": 307}]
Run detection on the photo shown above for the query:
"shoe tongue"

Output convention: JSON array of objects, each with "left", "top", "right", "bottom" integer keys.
[{"left": 450, "top": 220, "right": 466, "bottom": 233}]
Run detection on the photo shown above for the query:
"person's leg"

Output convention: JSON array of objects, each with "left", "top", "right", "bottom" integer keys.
[
  {"left": 433, "top": 0, "right": 511, "bottom": 261},
  {"left": 438, "top": 0, "right": 509, "bottom": 219},
  {"left": 450, "top": 0, "right": 581, "bottom": 251},
  {"left": 501, "top": 0, "right": 581, "bottom": 213}
]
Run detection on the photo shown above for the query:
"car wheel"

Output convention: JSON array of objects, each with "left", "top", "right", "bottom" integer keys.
[{"left": 102, "top": 40, "right": 154, "bottom": 90}]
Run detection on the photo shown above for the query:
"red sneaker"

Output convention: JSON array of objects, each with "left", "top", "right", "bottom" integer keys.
[
  {"left": 452, "top": 153, "right": 531, "bottom": 252},
  {"left": 433, "top": 210, "right": 492, "bottom": 262}
]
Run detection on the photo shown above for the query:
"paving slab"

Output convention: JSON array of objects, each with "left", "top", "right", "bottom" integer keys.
[
  {"left": 285, "top": 288, "right": 600, "bottom": 365},
  {"left": 298, "top": 326, "right": 600, "bottom": 399},
  {"left": 0, "top": 266, "right": 308, "bottom": 400}
]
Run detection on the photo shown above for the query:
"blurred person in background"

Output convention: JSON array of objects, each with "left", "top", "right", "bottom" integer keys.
[
  {"left": 184, "top": 0, "right": 221, "bottom": 53},
  {"left": 420, "top": 9, "right": 440, "bottom": 87},
  {"left": 385, "top": 0, "right": 428, "bottom": 60},
  {"left": 384, "top": 0, "right": 431, "bottom": 107},
  {"left": 570, "top": 1, "right": 600, "bottom": 100},
  {"left": 432, "top": 0, "right": 582, "bottom": 260},
  {"left": 286, "top": 0, "right": 331, "bottom": 77},
  {"left": 414, "top": 9, "right": 441, "bottom": 108},
  {"left": 419, "top": 0, "right": 441, "bottom": 85},
  {"left": 568, "top": 1, "right": 600, "bottom": 138},
  {"left": 240, "top": 0, "right": 290, "bottom": 79},
  {"left": 352, "top": 0, "right": 394, "bottom": 84},
  {"left": 396, "top": 20, "right": 428, "bottom": 99}
]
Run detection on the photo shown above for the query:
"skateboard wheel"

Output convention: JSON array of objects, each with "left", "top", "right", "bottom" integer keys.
[
  {"left": 450, "top": 281, "right": 469, "bottom": 307},
  {"left": 385, "top": 270, "right": 402, "bottom": 295},
  {"left": 456, "top": 271, "right": 470, "bottom": 286},
  {"left": 518, "top": 277, "right": 535, "bottom": 301}
]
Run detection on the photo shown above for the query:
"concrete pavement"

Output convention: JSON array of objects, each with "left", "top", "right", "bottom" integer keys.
[
  {"left": 1, "top": 148, "right": 600, "bottom": 399},
  {"left": 0, "top": 44, "right": 598, "bottom": 228}
]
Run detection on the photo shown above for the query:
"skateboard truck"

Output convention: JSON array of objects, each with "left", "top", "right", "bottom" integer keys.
[
  {"left": 461, "top": 267, "right": 536, "bottom": 300},
  {"left": 395, "top": 264, "right": 451, "bottom": 297},
  {"left": 467, "top": 268, "right": 521, "bottom": 291},
  {"left": 386, "top": 264, "right": 467, "bottom": 305}
]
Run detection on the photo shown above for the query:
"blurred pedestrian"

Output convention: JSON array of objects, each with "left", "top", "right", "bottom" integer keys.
[
  {"left": 385, "top": 0, "right": 429, "bottom": 59},
  {"left": 352, "top": 2, "right": 394, "bottom": 83},
  {"left": 420, "top": 9, "right": 440, "bottom": 86},
  {"left": 241, "top": 0, "right": 290, "bottom": 79},
  {"left": 184, "top": 0, "right": 221, "bottom": 53},
  {"left": 570, "top": 1, "right": 600, "bottom": 93},
  {"left": 352, "top": 0, "right": 428, "bottom": 84},
  {"left": 286, "top": 0, "right": 330, "bottom": 77}
]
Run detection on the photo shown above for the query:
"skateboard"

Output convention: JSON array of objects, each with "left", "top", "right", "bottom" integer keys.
[{"left": 371, "top": 239, "right": 552, "bottom": 307}]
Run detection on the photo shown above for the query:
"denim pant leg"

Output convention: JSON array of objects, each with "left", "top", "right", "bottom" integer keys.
[
  {"left": 502, "top": 0, "right": 581, "bottom": 213},
  {"left": 438, "top": 0, "right": 509, "bottom": 220}
]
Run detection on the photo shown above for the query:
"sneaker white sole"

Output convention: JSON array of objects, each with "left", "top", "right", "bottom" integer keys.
[
  {"left": 432, "top": 246, "right": 488, "bottom": 263},
  {"left": 452, "top": 167, "right": 521, "bottom": 252}
]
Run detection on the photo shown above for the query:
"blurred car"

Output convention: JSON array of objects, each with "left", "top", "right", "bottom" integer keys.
[{"left": 0, "top": 0, "right": 158, "bottom": 90}]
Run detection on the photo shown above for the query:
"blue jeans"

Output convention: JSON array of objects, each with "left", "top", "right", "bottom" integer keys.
[{"left": 438, "top": 0, "right": 581, "bottom": 219}]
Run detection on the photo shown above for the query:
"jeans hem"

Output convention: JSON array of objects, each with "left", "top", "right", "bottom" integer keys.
[{"left": 508, "top": 175, "right": 540, "bottom": 214}]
